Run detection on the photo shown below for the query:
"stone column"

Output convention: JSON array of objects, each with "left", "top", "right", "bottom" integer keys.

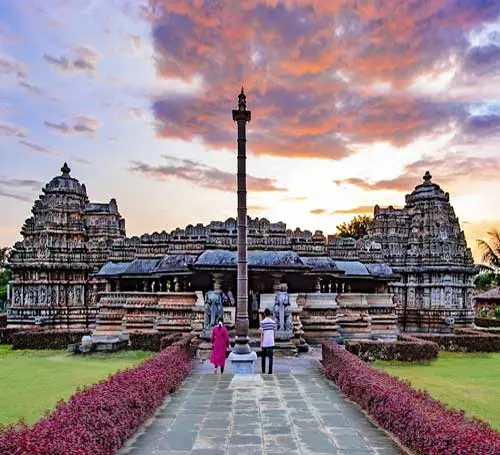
[
  {"left": 315, "top": 277, "right": 321, "bottom": 293},
  {"left": 174, "top": 277, "right": 180, "bottom": 292},
  {"left": 116, "top": 279, "right": 121, "bottom": 292},
  {"left": 230, "top": 86, "right": 254, "bottom": 366},
  {"left": 213, "top": 273, "right": 223, "bottom": 292},
  {"left": 272, "top": 274, "right": 282, "bottom": 293}
]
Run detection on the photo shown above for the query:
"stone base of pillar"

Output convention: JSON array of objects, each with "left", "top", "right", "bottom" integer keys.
[{"left": 228, "top": 351, "right": 257, "bottom": 374}]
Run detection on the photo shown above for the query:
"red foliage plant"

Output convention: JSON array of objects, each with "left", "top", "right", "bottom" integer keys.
[
  {"left": 0, "top": 338, "right": 195, "bottom": 455},
  {"left": 322, "top": 341, "right": 500, "bottom": 455}
]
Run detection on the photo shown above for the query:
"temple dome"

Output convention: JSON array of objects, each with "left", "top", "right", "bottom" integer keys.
[
  {"left": 43, "top": 162, "right": 88, "bottom": 197},
  {"left": 405, "top": 171, "right": 449, "bottom": 204}
]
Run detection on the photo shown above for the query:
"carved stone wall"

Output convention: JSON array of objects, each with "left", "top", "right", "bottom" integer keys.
[{"left": 8, "top": 164, "right": 126, "bottom": 328}]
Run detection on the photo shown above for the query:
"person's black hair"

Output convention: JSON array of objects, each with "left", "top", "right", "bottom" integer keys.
[
  {"left": 218, "top": 318, "right": 223, "bottom": 331},
  {"left": 264, "top": 308, "right": 271, "bottom": 317}
]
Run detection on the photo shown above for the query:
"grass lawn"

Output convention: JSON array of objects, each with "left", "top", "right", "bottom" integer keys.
[
  {"left": 375, "top": 352, "right": 500, "bottom": 430},
  {"left": 0, "top": 345, "right": 151, "bottom": 426}
]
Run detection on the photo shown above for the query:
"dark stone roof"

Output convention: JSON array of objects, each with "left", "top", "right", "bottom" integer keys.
[
  {"left": 474, "top": 287, "right": 500, "bottom": 300},
  {"left": 195, "top": 250, "right": 307, "bottom": 269},
  {"left": 332, "top": 260, "right": 370, "bottom": 276},
  {"left": 123, "top": 258, "right": 162, "bottom": 275},
  {"left": 96, "top": 261, "right": 130, "bottom": 276},
  {"left": 364, "top": 262, "right": 394, "bottom": 277},
  {"left": 153, "top": 254, "right": 198, "bottom": 273},
  {"left": 301, "top": 256, "right": 339, "bottom": 272}
]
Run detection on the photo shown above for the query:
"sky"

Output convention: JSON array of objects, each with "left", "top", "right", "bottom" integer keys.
[{"left": 1, "top": 0, "right": 500, "bottom": 262}]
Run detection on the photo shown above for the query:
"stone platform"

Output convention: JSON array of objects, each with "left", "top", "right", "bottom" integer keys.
[{"left": 119, "top": 353, "right": 405, "bottom": 455}]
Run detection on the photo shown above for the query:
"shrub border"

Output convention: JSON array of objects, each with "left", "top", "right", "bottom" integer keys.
[
  {"left": 0, "top": 335, "right": 197, "bottom": 455},
  {"left": 345, "top": 334, "right": 439, "bottom": 362},
  {"left": 322, "top": 340, "right": 500, "bottom": 454},
  {"left": 413, "top": 328, "right": 500, "bottom": 352}
]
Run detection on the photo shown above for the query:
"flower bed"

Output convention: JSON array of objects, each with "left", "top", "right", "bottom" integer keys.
[
  {"left": 414, "top": 329, "right": 500, "bottom": 352},
  {"left": 322, "top": 341, "right": 500, "bottom": 455},
  {"left": 475, "top": 317, "right": 500, "bottom": 328},
  {"left": 0, "top": 336, "right": 197, "bottom": 455},
  {"left": 11, "top": 330, "right": 91, "bottom": 350},
  {"left": 345, "top": 335, "right": 439, "bottom": 362}
]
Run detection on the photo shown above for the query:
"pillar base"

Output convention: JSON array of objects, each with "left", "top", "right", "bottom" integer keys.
[{"left": 228, "top": 351, "right": 257, "bottom": 375}]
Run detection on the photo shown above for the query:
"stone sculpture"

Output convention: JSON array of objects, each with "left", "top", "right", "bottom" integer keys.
[
  {"left": 205, "top": 290, "right": 223, "bottom": 328},
  {"left": 273, "top": 283, "right": 293, "bottom": 338}
]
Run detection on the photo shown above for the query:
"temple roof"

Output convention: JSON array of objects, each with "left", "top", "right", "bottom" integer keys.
[
  {"left": 86, "top": 203, "right": 112, "bottom": 213},
  {"left": 332, "top": 260, "right": 370, "bottom": 276},
  {"left": 153, "top": 254, "right": 198, "bottom": 273},
  {"left": 122, "top": 258, "right": 162, "bottom": 275},
  {"left": 301, "top": 256, "right": 339, "bottom": 272},
  {"left": 473, "top": 286, "right": 500, "bottom": 300},
  {"left": 96, "top": 261, "right": 130, "bottom": 276},
  {"left": 195, "top": 250, "right": 307, "bottom": 269},
  {"left": 95, "top": 250, "right": 394, "bottom": 278}
]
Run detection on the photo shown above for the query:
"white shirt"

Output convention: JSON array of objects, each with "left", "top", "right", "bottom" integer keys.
[{"left": 260, "top": 316, "right": 276, "bottom": 347}]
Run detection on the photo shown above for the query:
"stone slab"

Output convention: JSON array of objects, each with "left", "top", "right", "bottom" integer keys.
[{"left": 120, "top": 352, "right": 405, "bottom": 455}]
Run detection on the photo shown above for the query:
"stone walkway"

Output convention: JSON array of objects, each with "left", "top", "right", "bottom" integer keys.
[{"left": 122, "top": 354, "right": 404, "bottom": 455}]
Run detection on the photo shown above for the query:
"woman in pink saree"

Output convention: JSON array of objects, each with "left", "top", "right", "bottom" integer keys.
[{"left": 210, "top": 319, "right": 230, "bottom": 374}]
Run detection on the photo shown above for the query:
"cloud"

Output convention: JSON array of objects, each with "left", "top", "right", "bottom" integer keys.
[
  {"left": 0, "top": 54, "right": 27, "bottom": 78},
  {"left": 0, "top": 178, "right": 43, "bottom": 203},
  {"left": 19, "top": 80, "right": 41, "bottom": 94},
  {"left": 147, "top": 0, "right": 500, "bottom": 159},
  {"left": 310, "top": 208, "right": 326, "bottom": 215},
  {"left": 464, "top": 44, "right": 500, "bottom": 76},
  {"left": 129, "top": 155, "right": 287, "bottom": 193},
  {"left": 335, "top": 153, "right": 500, "bottom": 193},
  {"left": 332, "top": 205, "right": 375, "bottom": 215},
  {"left": 43, "top": 45, "right": 100, "bottom": 74},
  {"left": 44, "top": 114, "right": 101, "bottom": 136},
  {"left": 0, "top": 122, "right": 27, "bottom": 137},
  {"left": 282, "top": 196, "right": 308, "bottom": 202},
  {"left": 248, "top": 204, "right": 269, "bottom": 212},
  {"left": 19, "top": 140, "right": 58, "bottom": 155}
]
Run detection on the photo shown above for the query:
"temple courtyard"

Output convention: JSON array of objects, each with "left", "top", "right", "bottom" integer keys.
[{"left": 119, "top": 353, "right": 404, "bottom": 455}]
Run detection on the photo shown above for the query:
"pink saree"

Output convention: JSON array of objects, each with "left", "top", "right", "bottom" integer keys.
[{"left": 210, "top": 325, "right": 230, "bottom": 367}]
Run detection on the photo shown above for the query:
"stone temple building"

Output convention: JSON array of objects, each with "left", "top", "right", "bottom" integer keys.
[{"left": 7, "top": 164, "right": 476, "bottom": 345}]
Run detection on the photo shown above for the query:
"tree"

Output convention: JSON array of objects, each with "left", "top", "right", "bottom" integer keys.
[
  {"left": 336, "top": 215, "right": 373, "bottom": 239},
  {"left": 475, "top": 230, "right": 500, "bottom": 292},
  {"left": 0, "top": 247, "right": 11, "bottom": 310},
  {"left": 477, "top": 229, "right": 500, "bottom": 273}
]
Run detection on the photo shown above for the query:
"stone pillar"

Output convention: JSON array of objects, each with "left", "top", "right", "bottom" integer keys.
[
  {"left": 106, "top": 282, "right": 112, "bottom": 292},
  {"left": 315, "top": 277, "right": 321, "bottom": 293},
  {"left": 272, "top": 274, "right": 282, "bottom": 293},
  {"left": 213, "top": 273, "right": 223, "bottom": 292},
  {"left": 174, "top": 277, "right": 180, "bottom": 292},
  {"left": 116, "top": 279, "right": 121, "bottom": 292},
  {"left": 159, "top": 281, "right": 163, "bottom": 292}
]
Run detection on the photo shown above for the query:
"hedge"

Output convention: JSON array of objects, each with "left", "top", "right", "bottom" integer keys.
[
  {"left": 414, "top": 329, "right": 500, "bottom": 352},
  {"left": 345, "top": 334, "right": 439, "bottom": 362},
  {"left": 0, "top": 313, "right": 6, "bottom": 328},
  {"left": 127, "top": 333, "right": 164, "bottom": 352},
  {"left": 475, "top": 317, "right": 500, "bottom": 328},
  {"left": 160, "top": 333, "right": 183, "bottom": 350},
  {"left": 0, "top": 336, "right": 196, "bottom": 455},
  {"left": 322, "top": 341, "right": 500, "bottom": 455},
  {"left": 11, "top": 330, "right": 91, "bottom": 350},
  {"left": 0, "top": 328, "right": 20, "bottom": 345}
]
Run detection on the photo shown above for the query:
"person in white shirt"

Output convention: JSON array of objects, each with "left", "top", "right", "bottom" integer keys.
[{"left": 259, "top": 308, "right": 276, "bottom": 374}]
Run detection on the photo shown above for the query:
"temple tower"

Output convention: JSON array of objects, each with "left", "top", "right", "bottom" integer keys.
[{"left": 232, "top": 87, "right": 252, "bottom": 355}]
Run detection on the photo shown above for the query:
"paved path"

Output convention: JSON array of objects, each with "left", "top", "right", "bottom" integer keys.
[{"left": 122, "top": 354, "right": 404, "bottom": 455}]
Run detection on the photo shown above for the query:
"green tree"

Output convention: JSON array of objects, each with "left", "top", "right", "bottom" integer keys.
[
  {"left": 0, "top": 247, "right": 11, "bottom": 309},
  {"left": 474, "top": 271, "right": 499, "bottom": 292},
  {"left": 336, "top": 215, "right": 373, "bottom": 239},
  {"left": 477, "top": 229, "right": 500, "bottom": 273}
]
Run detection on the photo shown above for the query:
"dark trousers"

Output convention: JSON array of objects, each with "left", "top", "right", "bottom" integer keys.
[{"left": 261, "top": 346, "right": 274, "bottom": 374}]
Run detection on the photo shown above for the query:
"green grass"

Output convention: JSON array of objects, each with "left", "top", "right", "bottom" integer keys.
[
  {"left": 375, "top": 352, "right": 500, "bottom": 430},
  {"left": 0, "top": 345, "right": 151, "bottom": 426}
]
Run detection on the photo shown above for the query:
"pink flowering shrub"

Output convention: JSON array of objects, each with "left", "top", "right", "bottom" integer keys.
[
  {"left": 322, "top": 341, "right": 500, "bottom": 455},
  {"left": 0, "top": 337, "right": 196, "bottom": 455}
]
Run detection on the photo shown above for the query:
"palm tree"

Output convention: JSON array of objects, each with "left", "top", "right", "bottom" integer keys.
[{"left": 477, "top": 229, "right": 500, "bottom": 273}]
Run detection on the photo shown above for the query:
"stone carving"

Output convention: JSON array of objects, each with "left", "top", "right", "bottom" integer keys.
[
  {"left": 205, "top": 290, "right": 223, "bottom": 328},
  {"left": 273, "top": 283, "right": 293, "bottom": 339}
]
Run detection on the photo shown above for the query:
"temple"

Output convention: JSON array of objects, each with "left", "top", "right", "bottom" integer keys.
[{"left": 7, "top": 164, "right": 477, "bottom": 349}]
